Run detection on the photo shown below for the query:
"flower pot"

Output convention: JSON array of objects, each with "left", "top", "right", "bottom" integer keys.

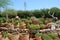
[
  {"left": 8, "top": 24, "right": 14, "bottom": 30},
  {"left": 0, "top": 35, "right": 2, "bottom": 39},
  {"left": 32, "top": 21, "right": 39, "bottom": 24},
  {"left": 1, "top": 37, "right": 10, "bottom": 40},
  {"left": 35, "top": 36, "right": 42, "bottom": 40},
  {"left": 9, "top": 34, "right": 19, "bottom": 40},
  {"left": 19, "top": 33, "right": 29, "bottom": 40}
]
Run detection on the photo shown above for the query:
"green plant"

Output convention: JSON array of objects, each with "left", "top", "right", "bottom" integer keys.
[
  {"left": 47, "top": 32, "right": 57, "bottom": 38},
  {"left": 42, "top": 34, "right": 52, "bottom": 40},
  {"left": 35, "top": 32, "right": 42, "bottom": 36},
  {"left": 15, "top": 26, "right": 19, "bottom": 28},
  {"left": 29, "top": 24, "right": 40, "bottom": 30},
  {"left": 40, "top": 24, "right": 46, "bottom": 28},
  {"left": 26, "top": 19, "right": 31, "bottom": 23},
  {"left": 20, "top": 22, "right": 26, "bottom": 29},
  {"left": 54, "top": 37, "right": 60, "bottom": 40},
  {"left": 39, "top": 18, "right": 44, "bottom": 24},
  {"left": 2, "top": 31, "right": 9, "bottom": 38},
  {"left": 0, "top": 17, "right": 6, "bottom": 22},
  {"left": 15, "top": 20, "right": 19, "bottom": 24}
]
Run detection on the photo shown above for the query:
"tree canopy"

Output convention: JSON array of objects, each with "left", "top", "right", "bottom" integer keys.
[{"left": 0, "top": 0, "right": 11, "bottom": 8}]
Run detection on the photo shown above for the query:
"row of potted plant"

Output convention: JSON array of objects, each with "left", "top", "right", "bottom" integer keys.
[{"left": 0, "top": 31, "right": 30, "bottom": 40}]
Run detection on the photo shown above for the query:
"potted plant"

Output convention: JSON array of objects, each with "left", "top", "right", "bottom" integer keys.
[
  {"left": 40, "top": 24, "right": 46, "bottom": 29},
  {"left": 8, "top": 23, "right": 14, "bottom": 30},
  {"left": 42, "top": 34, "right": 53, "bottom": 40},
  {"left": 29, "top": 24, "right": 40, "bottom": 38},
  {"left": 19, "top": 33, "right": 29, "bottom": 40},
  {"left": 35, "top": 32, "right": 42, "bottom": 40},
  {"left": 29, "top": 24, "right": 40, "bottom": 30},
  {"left": 20, "top": 22, "right": 26, "bottom": 28},
  {"left": 47, "top": 32, "right": 58, "bottom": 39},
  {"left": 9, "top": 33, "right": 19, "bottom": 40},
  {"left": 1, "top": 31, "right": 10, "bottom": 40},
  {"left": 30, "top": 16, "right": 39, "bottom": 24},
  {"left": 0, "top": 32, "right": 2, "bottom": 39}
]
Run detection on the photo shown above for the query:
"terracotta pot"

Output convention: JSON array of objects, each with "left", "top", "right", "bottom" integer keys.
[
  {"left": 9, "top": 24, "right": 14, "bottom": 30},
  {"left": 1, "top": 37, "right": 10, "bottom": 40},
  {"left": 19, "top": 33, "right": 29, "bottom": 40},
  {"left": 32, "top": 20, "right": 39, "bottom": 25},
  {"left": 35, "top": 36, "right": 42, "bottom": 40},
  {"left": 9, "top": 34, "right": 19, "bottom": 40},
  {"left": 0, "top": 35, "right": 2, "bottom": 39}
]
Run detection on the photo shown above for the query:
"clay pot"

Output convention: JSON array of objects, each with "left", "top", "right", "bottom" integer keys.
[
  {"left": 1, "top": 37, "right": 10, "bottom": 40},
  {"left": 8, "top": 23, "right": 14, "bottom": 30},
  {"left": 35, "top": 36, "right": 42, "bottom": 40},
  {"left": 9, "top": 34, "right": 19, "bottom": 40},
  {"left": 19, "top": 33, "right": 29, "bottom": 40},
  {"left": 0, "top": 35, "right": 2, "bottom": 39},
  {"left": 32, "top": 20, "right": 39, "bottom": 25}
]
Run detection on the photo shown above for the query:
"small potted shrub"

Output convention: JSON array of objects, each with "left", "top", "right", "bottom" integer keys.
[
  {"left": 30, "top": 16, "right": 39, "bottom": 24},
  {"left": 1, "top": 31, "right": 10, "bottom": 40},
  {"left": 47, "top": 32, "right": 58, "bottom": 39},
  {"left": 0, "top": 32, "right": 2, "bottom": 39},
  {"left": 29, "top": 24, "right": 40, "bottom": 30},
  {"left": 19, "top": 33, "right": 29, "bottom": 40},
  {"left": 9, "top": 33, "right": 19, "bottom": 40},
  {"left": 40, "top": 24, "right": 46, "bottom": 29},
  {"left": 35, "top": 32, "right": 42, "bottom": 40},
  {"left": 19, "top": 22, "right": 27, "bottom": 31},
  {"left": 29, "top": 24, "right": 40, "bottom": 38},
  {"left": 42, "top": 34, "right": 53, "bottom": 40}
]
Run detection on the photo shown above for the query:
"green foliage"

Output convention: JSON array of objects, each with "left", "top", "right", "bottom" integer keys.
[
  {"left": 47, "top": 32, "right": 57, "bottom": 38},
  {"left": 39, "top": 18, "right": 44, "bottom": 24},
  {"left": 35, "top": 32, "right": 42, "bottom": 36},
  {"left": 15, "top": 26, "right": 19, "bottom": 28},
  {"left": 0, "top": 17, "right": 6, "bottom": 22},
  {"left": 54, "top": 37, "right": 60, "bottom": 40},
  {"left": 29, "top": 24, "right": 40, "bottom": 30},
  {"left": 0, "top": 0, "right": 11, "bottom": 8},
  {"left": 42, "top": 34, "right": 53, "bottom": 40},
  {"left": 2, "top": 31, "right": 9, "bottom": 38},
  {"left": 0, "top": 7, "right": 60, "bottom": 18}
]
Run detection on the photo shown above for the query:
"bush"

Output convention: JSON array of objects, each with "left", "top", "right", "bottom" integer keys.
[{"left": 29, "top": 24, "right": 40, "bottom": 30}]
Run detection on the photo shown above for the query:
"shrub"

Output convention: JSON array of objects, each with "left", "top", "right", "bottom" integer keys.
[
  {"left": 29, "top": 24, "right": 40, "bottom": 30},
  {"left": 35, "top": 32, "right": 42, "bottom": 36}
]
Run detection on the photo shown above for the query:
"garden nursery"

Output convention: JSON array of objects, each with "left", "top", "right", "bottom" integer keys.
[
  {"left": 0, "top": 13, "right": 60, "bottom": 40},
  {"left": 0, "top": 0, "right": 60, "bottom": 40}
]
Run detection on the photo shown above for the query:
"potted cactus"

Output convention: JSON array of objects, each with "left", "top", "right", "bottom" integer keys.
[{"left": 35, "top": 32, "right": 42, "bottom": 40}]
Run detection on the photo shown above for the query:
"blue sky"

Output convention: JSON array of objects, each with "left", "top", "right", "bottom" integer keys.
[{"left": 9, "top": 0, "right": 60, "bottom": 10}]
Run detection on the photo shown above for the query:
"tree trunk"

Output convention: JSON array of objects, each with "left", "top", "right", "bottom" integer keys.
[{"left": 6, "top": 13, "right": 8, "bottom": 22}]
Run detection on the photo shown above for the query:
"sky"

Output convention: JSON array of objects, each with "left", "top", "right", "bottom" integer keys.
[{"left": 9, "top": 0, "right": 60, "bottom": 10}]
